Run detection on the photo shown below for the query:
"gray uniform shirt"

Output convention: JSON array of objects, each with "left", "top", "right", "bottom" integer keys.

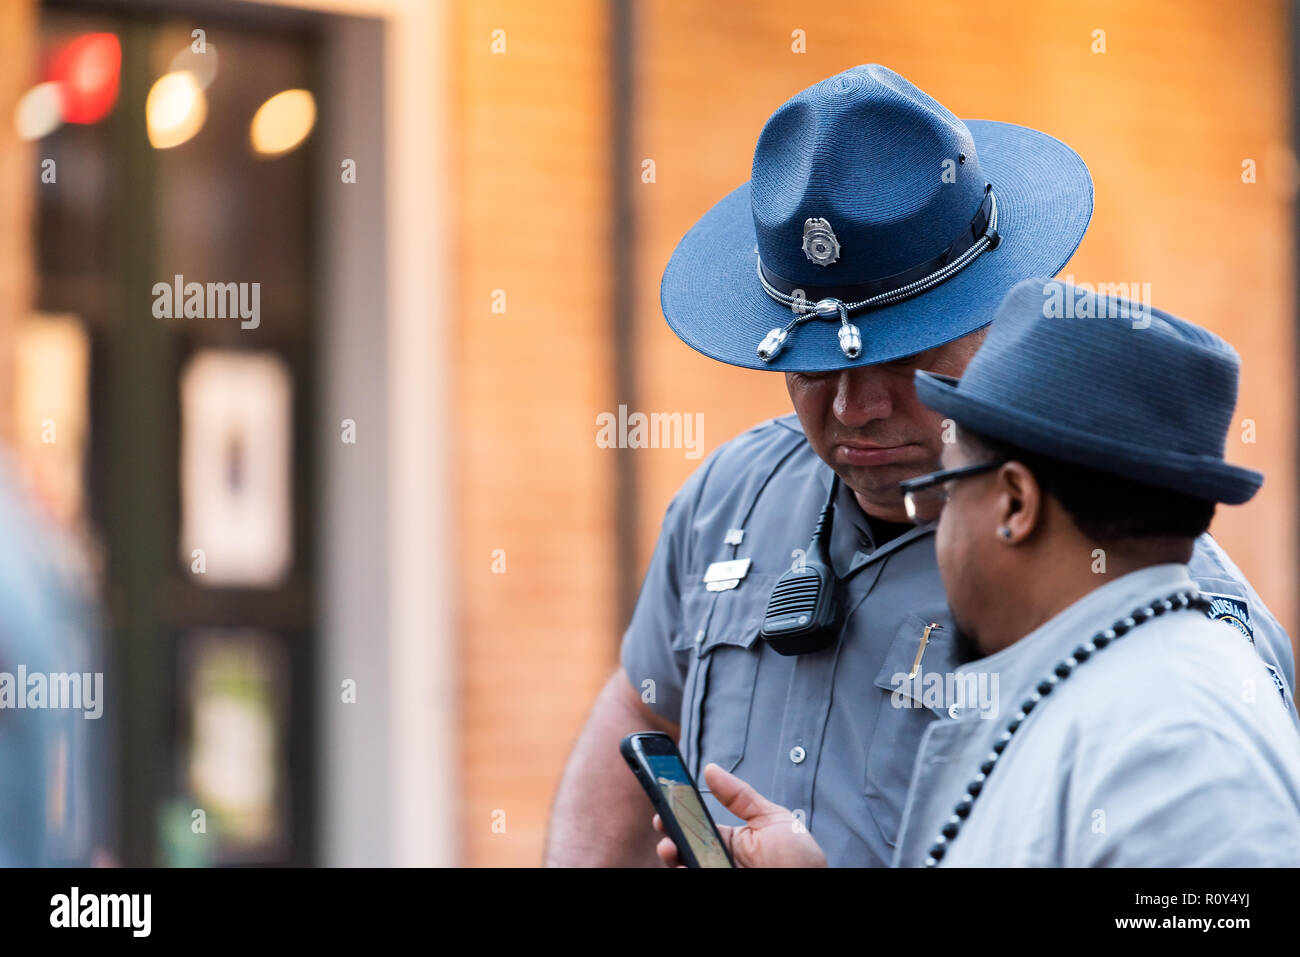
[
  {"left": 620, "top": 414, "right": 1297, "bottom": 866},
  {"left": 894, "top": 563, "right": 1300, "bottom": 866}
]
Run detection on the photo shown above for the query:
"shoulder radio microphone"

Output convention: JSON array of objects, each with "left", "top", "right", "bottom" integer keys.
[{"left": 759, "top": 474, "right": 842, "bottom": 656}]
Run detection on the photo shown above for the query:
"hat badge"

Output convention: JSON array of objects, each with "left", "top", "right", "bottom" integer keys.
[{"left": 802, "top": 217, "right": 840, "bottom": 266}]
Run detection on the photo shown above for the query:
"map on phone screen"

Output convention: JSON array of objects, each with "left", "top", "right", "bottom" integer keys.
[{"left": 645, "top": 755, "right": 731, "bottom": 868}]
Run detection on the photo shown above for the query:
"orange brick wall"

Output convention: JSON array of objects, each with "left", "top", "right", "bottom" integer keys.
[{"left": 448, "top": 0, "right": 618, "bottom": 866}]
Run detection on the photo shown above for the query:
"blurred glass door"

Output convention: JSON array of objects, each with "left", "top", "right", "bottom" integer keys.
[{"left": 34, "top": 1, "right": 321, "bottom": 865}]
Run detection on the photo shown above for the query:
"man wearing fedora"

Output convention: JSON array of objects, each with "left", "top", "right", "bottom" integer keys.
[
  {"left": 545, "top": 65, "right": 1295, "bottom": 867},
  {"left": 650, "top": 278, "right": 1300, "bottom": 867}
]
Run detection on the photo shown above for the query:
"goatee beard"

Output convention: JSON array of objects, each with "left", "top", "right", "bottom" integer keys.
[{"left": 950, "top": 619, "right": 985, "bottom": 664}]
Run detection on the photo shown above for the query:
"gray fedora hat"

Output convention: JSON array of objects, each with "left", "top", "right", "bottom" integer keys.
[{"left": 914, "top": 277, "right": 1263, "bottom": 504}]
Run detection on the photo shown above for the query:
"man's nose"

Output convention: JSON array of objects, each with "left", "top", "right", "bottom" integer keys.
[{"left": 831, "top": 368, "right": 894, "bottom": 427}]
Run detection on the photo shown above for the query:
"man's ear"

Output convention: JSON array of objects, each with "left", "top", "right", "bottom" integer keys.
[{"left": 994, "top": 461, "right": 1042, "bottom": 544}]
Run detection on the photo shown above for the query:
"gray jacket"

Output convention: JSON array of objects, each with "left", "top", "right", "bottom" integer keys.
[{"left": 894, "top": 563, "right": 1300, "bottom": 866}]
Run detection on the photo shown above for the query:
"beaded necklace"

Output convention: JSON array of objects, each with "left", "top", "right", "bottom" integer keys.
[{"left": 924, "top": 588, "right": 1212, "bottom": 867}]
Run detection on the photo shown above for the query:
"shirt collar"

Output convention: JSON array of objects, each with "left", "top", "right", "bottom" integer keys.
[{"left": 827, "top": 475, "right": 933, "bottom": 576}]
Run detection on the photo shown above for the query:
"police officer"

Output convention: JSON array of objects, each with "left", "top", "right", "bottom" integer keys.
[{"left": 544, "top": 65, "right": 1295, "bottom": 867}]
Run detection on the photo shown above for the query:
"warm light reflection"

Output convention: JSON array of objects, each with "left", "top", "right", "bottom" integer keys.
[
  {"left": 146, "top": 71, "right": 207, "bottom": 149},
  {"left": 14, "top": 82, "right": 63, "bottom": 140},
  {"left": 168, "top": 43, "right": 219, "bottom": 90},
  {"left": 249, "top": 89, "right": 316, "bottom": 157}
]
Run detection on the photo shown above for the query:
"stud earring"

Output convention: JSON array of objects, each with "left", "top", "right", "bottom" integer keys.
[{"left": 999, "top": 527, "right": 1012, "bottom": 540}]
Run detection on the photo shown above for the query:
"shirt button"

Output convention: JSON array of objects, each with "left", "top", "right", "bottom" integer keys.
[
  {"left": 947, "top": 704, "right": 961, "bottom": 720},
  {"left": 789, "top": 745, "right": 806, "bottom": 764}
]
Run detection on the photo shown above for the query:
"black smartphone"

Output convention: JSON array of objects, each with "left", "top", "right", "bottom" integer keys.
[{"left": 620, "top": 731, "right": 734, "bottom": 868}]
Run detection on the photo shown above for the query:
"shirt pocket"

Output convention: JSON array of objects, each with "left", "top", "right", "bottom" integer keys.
[
  {"left": 678, "top": 573, "right": 776, "bottom": 779},
  {"left": 863, "top": 612, "right": 953, "bottom": 849}
]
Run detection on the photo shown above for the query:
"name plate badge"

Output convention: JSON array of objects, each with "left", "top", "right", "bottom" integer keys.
[{"left": 703, "top": 558, "right": 751, "bottom": 592}]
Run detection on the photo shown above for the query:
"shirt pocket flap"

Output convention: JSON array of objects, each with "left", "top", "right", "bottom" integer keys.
[
  {"left": 872, "top": 612, "right": 957, "bottom": 716},
  {"left": 678, "top": 573, "right": 777, "bottom": 656}
]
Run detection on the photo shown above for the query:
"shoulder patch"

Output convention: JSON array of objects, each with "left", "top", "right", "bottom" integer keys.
[
  {"left": 1203, "top": 592, "right": 1287, "bottom": 705},
  {"left": 1265, "top": 663, "right": 1288, "bottom": 703},
  {"left": 1204, "top": 593, "right": 1254, "bottom": 645}
]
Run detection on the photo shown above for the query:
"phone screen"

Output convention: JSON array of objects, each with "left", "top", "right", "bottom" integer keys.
[{"left": 644, "top": 754, "right": 732, "bottom": 868}]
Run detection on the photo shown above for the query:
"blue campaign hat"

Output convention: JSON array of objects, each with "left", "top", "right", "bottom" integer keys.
[
  {"left": 914, "top": 277, "right": 1264, "bottom": 505},
  {"left": 660, "top": 64, "right": 1094, "bottom": 372}
]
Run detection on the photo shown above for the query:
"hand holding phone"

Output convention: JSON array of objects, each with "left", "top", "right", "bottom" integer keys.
[{"left": 620, "top": 732, "right": 734, "bottom": 868}]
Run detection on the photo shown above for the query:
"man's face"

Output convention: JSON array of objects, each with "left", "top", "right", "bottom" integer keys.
[
  {"left": 933, "top": 433, "right": 1003, "bottom": 658},
  {"left": 785, "top": 331, "right": 986, "bottom": 519}
]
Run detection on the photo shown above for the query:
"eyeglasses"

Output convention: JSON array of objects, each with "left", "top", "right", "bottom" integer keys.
[{"left": 899, "top": 460, "right": 1006, "bottom": 523}]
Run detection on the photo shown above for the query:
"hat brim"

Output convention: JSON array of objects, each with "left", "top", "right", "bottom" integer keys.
[
  {"left": 661, "top": 120, "right": 1093, "bottom": 372},
  {"left": 914, "top": 371, "right": 1264, "bottom": 505}
]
